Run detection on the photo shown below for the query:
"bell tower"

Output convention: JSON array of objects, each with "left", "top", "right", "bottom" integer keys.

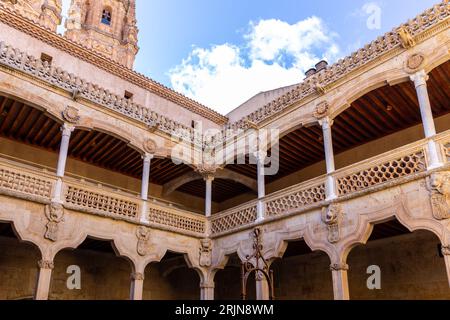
[
  {"left": 0, "top": 0, "right": 62, "bottom": 32},
  {"left": 65, "top": 0, "right": 139, "bottom": 69}
]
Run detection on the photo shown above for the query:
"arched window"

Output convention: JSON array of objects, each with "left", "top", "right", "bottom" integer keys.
[{"left": 101, "top": 8, "right": 112, "bottom": 25}]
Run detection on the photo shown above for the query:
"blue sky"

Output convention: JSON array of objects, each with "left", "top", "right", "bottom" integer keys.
[{"left": 60, "top": 0, "right": 438, "bottom": 113}]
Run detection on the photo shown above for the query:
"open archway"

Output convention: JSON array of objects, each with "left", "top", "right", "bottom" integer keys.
[
  {"left": 0, "top": 222, "right": 41, "bottom": 300},
  {"left": 347, "top": 218, "right": 450, "bottom": 300}
]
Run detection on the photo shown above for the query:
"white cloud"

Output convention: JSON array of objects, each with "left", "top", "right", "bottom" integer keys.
[{"left": 169, "top": 17, "right": 341, "bottom": 114}]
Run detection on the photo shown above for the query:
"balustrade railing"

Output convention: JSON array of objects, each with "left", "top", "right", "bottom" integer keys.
[{"left": 211, "top": 202, "right": 258, "bottom": 235}]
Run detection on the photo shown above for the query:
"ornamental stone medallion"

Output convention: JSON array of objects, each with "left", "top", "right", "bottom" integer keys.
[
  {"left": 404, "top": 53, "right": 427, "bottom": 74},
  {"left": 62, "top": 106, "right": 80, "bottom": 124},
  {"left": 143, "top": 139, "right": 157, "bottom": 154},
  {"left": 313, "top": 101, "right": 329, "bottom": 119}
]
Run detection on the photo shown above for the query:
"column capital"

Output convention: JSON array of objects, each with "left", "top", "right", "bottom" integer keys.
[
  {"left": 142, "top": 153, "right": 154, "bottom": 162},
  {"left": 330, "top": 263, "right": 349, "bottom": 271},
  {"left": 200, "top": 282, "right": 215, "bottom": 289},
  {"left": 253, "top": 150, "right": 268, "bottom": 162},
  {"left": 131, "top": 272, "right": 145, "bottom": 281},
  {"left": 38, "top": 259, "right": 55, "bottom": 270},
  {"left": 442, "top": 246, "right": 450, "bottom": 256},
  {"left": 61, "top": 123, "right": 75, "bottom": 136},
  {"left": 410, "top": 69, "right": 429, "bottom": 88},
  {"left": 319, "top": 116, "right": 334, "bottom": 128}
]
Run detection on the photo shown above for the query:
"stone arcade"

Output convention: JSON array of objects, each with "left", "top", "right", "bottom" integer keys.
[{"left": 0, "top": 0, "right": 449, "bottom": 300}]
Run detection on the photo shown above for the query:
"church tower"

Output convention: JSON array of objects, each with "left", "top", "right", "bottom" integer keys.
[
  {"left": 0, "top": 0, "right": 62, "bottom": 32},
  {"left": 65, "top": 0, "right": 139, "bottom": 69}
]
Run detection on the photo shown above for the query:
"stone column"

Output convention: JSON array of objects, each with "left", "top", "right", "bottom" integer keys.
[
  {"left": 320, "top": 117, "right": 337, "bottom": 200},
  {"left": 256, "top": 151, "right": 266, "bottom": 221},
  {"left": 200, "top": 282, "right": 215, "bottom": 300},
  {"left": 53, "top": 123, "right": 75, "bottom": 203},
  {"left": 256, "top": 275, "right": 270, "bottom": 301},
  {"left": 35, "top": 259, "right": 54, "bottom": 300},
  {"left": 205, "top": 175, "right": 214, "bottom": 217},
  {"left": 442, "top": 246, "right": 450, "bottom": 288},
  {"left": 330, "top": 263, "right": 350, "bottom": 300},
  {"left": 130, "top": 272, "right": 145, "bottom": 300},
  {"left": 410, "top": 70, "right": 442, "bottom": 169},
  {"left": 140, "top": 153, "right": 153, "bottom": 224}
]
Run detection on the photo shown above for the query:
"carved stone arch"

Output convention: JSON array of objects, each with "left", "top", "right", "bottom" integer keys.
[
  {"left": 337, "top": 200, "right": 449, "bottom": 264},
  {"left": 330, "top": 69, "right": 411, "bottom": 120}
]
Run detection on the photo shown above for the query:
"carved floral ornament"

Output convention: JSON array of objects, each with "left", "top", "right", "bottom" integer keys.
[
  {"left": 313, "top": 101, "right": 330, "bottom": 119},
  {"left": 62, "top": 106, "right": 80, "bottom": 124},
  {"left": 143, "top": 138, "right": 157, "bottom": 154},
  {"left": 428, "top": 171, "right": 450, "bottom": 220},
  {"left": 404, "top": 53, "right": 427, "bottom": 74}
]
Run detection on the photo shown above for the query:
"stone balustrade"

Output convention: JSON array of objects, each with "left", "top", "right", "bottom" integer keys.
[
  {"left": 0, "top": 159, "right": 55, "bottom": 202},
  {"left": 211, "top": 202, "right": 258, "bottom": 236},
  {"left": 147, "top": 203, "right": 207, "bottom": 237}
]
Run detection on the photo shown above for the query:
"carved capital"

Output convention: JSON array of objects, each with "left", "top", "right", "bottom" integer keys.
[
  {"left": 428, "top": 171, "right": 450, "bottom": 220},
  {"left": 330, "top": 263, "right": 349, "bottom": 271},
  {"left": 410, "top": 69, "right": 429, "bottom": 88},
  {"left": 131, "top": 272, "right": 145, "bottom": 281},
  {"left": 61, "top": 123, "right": 75, "bottom": 137},
  {"left": 62, "top": 106, "right": 80, "bottom": 124},
  {"left": 38, "top": 260, "right": 54, "bottom": 270},
  {"left": 196, "top": 164, "right": 220, "bottom": 180}
]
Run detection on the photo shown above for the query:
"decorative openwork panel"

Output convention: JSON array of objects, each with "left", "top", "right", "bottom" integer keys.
[
  {"left": 211, "top": 205, "right": 257, "bottom": 235},
  {"left": 0, "top": 168, "right": 52, "bottom": 198},
  {"left": 337, "top": 151, "right": 426, "bottom": 196},
  {"left": 148, "top": 207, "right": 205, "bottom": 234},
  {"left": 265, "top": 183, "right": 326, "bottom": 217},
  {"left": 65, "top": 186, "right": 138, "bottom": 219}
]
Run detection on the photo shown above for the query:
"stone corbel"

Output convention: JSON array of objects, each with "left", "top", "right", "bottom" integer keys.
[
  {"left": 322, "top": 203, "right": 344, "bottom": 243},
  {"left": 199, "top": 238, "right": 212, "bottom": 268},
  {"left": 427, "top": 171, "right": 450, "bottom": 220},
  {"left": 136, "top": 226, "right": 153, "bottom": 256},
  {"left": 44, "top": 203, "right": 64, "bottom": 242},
  {"left": 397, "top": 26, "right": 416, "bottom": 49}
]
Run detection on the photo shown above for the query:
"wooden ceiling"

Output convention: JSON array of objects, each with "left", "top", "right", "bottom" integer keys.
[{"left": 0, "top": 61, "right": 448, "bottom": 205}]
